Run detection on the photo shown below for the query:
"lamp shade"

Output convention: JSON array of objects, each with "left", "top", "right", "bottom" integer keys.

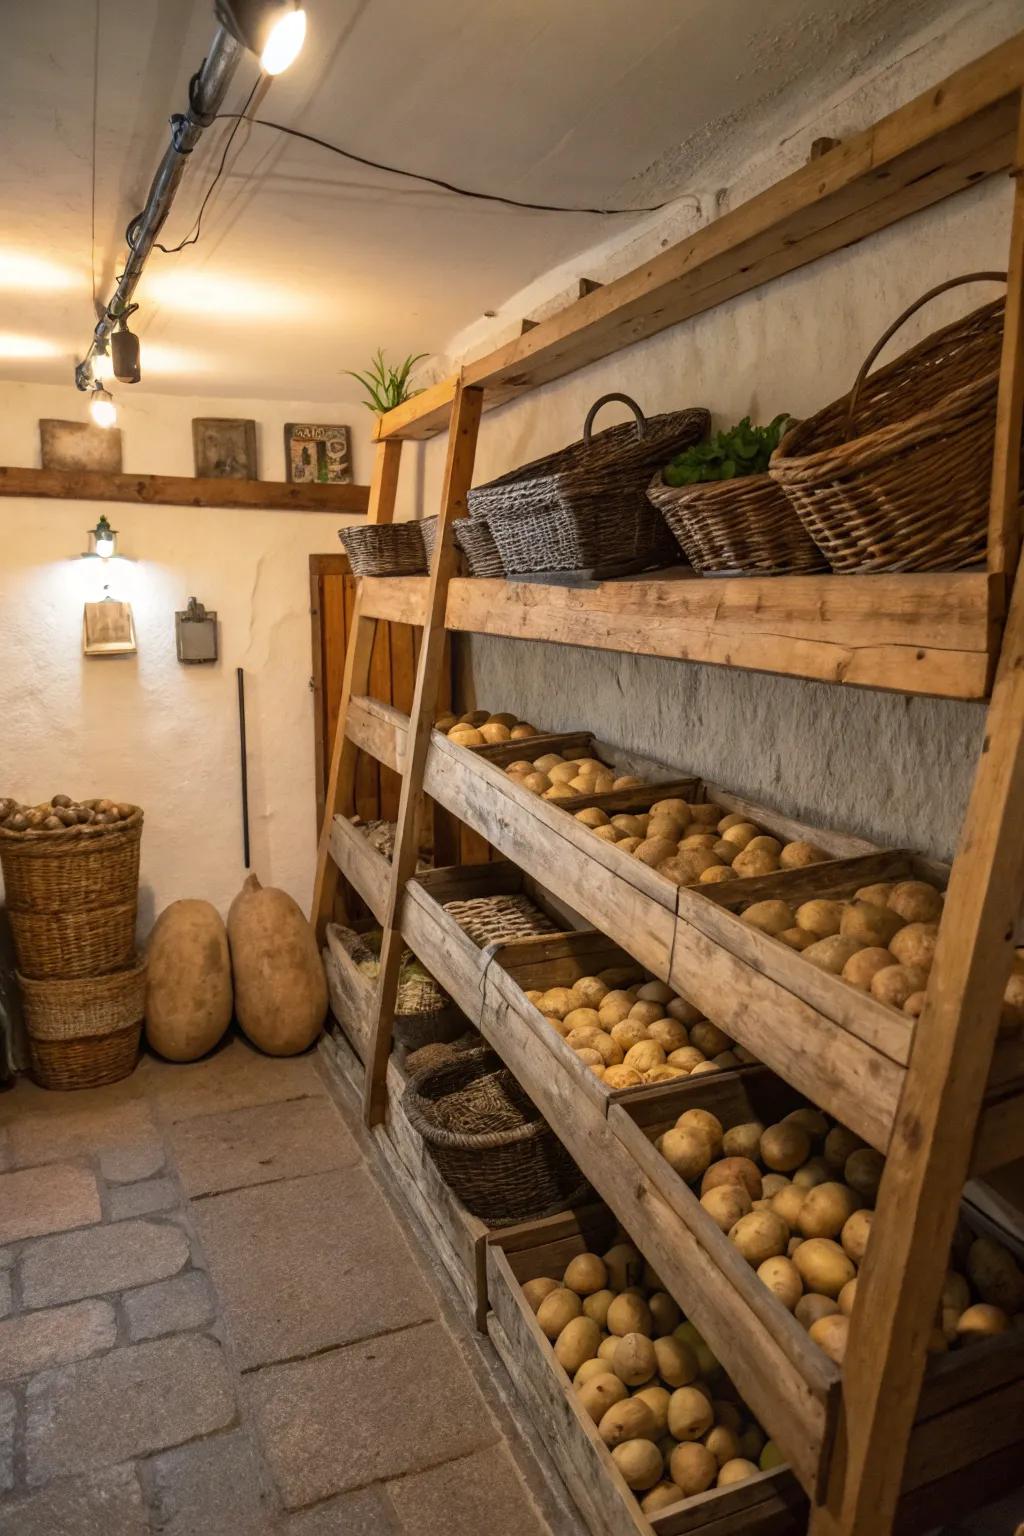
[{"left": 213, "top": 0, "right": 305, "bottom": 72}]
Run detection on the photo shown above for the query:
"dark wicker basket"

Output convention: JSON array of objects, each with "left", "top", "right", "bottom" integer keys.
[
  {"left": 769, "top": 273, "right": 1011, "bottom": 572},
  {"left": 453, "top": 516, "right": 504, "bottom": 576},
  {"left": 468, "top": 395, "right": 709, "bottom": 578},
  {"left": 0, "top": 809, "right": 142, "bottom": 979},
  {"left": 403, "top": 1048, "right": 588, "bottom": 1223},
  {"left": 647, "top": 467, "right": 826, "bottom": 576},
  {"left": 338, "top": 522, "right": 426, "bottom": 577}
]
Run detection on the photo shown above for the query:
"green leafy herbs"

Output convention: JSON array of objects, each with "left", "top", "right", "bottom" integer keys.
[
  {"left": 345, "top": 349, "right": 428, "bottom": 414},
  {"left": 662, "top": 414, "right": 792, "bottom": 487}
]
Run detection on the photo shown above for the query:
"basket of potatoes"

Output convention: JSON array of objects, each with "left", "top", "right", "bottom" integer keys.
[{"left": 0, "top": 795, "right": 143, "bottom": 980}]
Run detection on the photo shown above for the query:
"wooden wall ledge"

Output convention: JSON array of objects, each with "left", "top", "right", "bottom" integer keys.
[{"left": 0, "top": 465, "right": 370, "bottom": 515}]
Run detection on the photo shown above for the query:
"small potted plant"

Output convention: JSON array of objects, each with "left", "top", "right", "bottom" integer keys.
[{"left": 346, "top": 349, "right": 427, "bottom": 414}]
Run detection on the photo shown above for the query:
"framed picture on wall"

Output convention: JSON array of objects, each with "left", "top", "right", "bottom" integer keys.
[
  {"left": 192, "top": 418, "right": 258, "bottom": 480},
  {"left": 284, "top": 423, "right": 352, "bottom": 484},
  {"left": 82, "top": 600, "right": 137, "bottom": 657},
  {"left": 40, "top": 419, "right": 123, "bottom": 473}
]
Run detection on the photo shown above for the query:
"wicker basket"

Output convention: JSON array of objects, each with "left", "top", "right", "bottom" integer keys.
[
  {"left": 769, "top": 273, "right": 1011, "bottom": 572},
  {"left": 402, "top": 1047, "right": 588, "bottom": 1223},
  {"left": 443, "top": 894, "right": 561, "bottom": 948},
  {"left": 0, "top": 810, "right": 142, "bottom": 979},
  {"left": 647, "top": 468, "right": 826, "bottom": 576},
  {"left": 468, "top": 395, "right": 709, "bottom": 578},
  {"left": 18, "top": 954, "right": 147, "bottom": 1090},
  {"left": 338, "top": 522, "right": 426, "bottom": 577},
  {"left": 453, "top": 516, "right": 504, "bottom": 576}
]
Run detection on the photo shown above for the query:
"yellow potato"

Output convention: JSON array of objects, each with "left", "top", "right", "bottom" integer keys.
[
  {"left": 840, "top": 901, "right": 906, "bottom": 947},
  {"left": 742, "top": 900, "right": 795, "bottom": 936},
  {"left": 721, "top": 822, "right": 760, "bottom": 849},
  {"left": 795, "top": 899, "right": 845, "bottom": 937},
  {"left": 842, "top": 947, "right": 896, "bottom": 991},
  {"left": 779, "top": 840, "right": 827, "bottom": 869},
  {"left": 887, "top": 880, "right": 943, "bottom": 923}
]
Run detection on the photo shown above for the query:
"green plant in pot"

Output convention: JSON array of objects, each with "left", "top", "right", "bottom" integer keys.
[
  {"left": 346, "top": 349, "right": 428, "bottom": 413},
  {"left": 662, "top": 414, "right": 791, "bottom": 486}
]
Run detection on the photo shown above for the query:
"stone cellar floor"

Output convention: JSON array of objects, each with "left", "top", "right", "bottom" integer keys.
[{"left": 0, "top": 1034, "right": 584, "bottom": 1535}]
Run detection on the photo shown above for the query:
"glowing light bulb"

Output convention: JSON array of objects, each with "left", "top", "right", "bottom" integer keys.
[
  {"left": 90, "top": 387, "right": 116, "bottom": 429},
  {"left": 93, "top": 346, "right": 114, "bottom": 381},
  {"left": 85, "top": 516, "right": 118, "bottom": 559},
  {"left": 261, "top": 7, "right": 305, "bottom": 73}
]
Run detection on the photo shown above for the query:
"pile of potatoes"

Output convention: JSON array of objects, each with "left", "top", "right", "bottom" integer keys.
[
  {"left": 652, "top": 1099, "right": 1024, "bottom": 1363},
  {"left": 436, "top": 709, "right": 540, "bottom": 746},
  {"left": 574, "top": 797, "right": 828, "bottom": 887},
  {"left": 524, "top": 1236, "right": 782, "bottom": 1513},
  {"left": 738, "top": 877, "right": 1024, "bottom": 1028},
  {"left": 503, "top": 747, "right": 648, "bottom": 802},
  {"left": 524, "top": 970, "right": 758, "bottom": 1088},
  {"left": 0, "top": 794, "right": 134, "bottom": 833}
]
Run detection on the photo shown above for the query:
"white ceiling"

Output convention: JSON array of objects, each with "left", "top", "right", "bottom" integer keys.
[{"left": 0, "top": 0, "right": 947, "bottom": 404}]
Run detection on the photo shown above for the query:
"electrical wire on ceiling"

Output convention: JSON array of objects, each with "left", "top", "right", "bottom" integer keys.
[{"left": 149, "top": 75, "right": 262, "bottom": 253}]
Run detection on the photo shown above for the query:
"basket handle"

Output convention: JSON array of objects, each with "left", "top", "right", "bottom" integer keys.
[
  {"left": 844, "top": 271, "right": 1006, "bottom": 438},
  {"left": 583, "top": 392, "right": 647, "bottom": 446}
]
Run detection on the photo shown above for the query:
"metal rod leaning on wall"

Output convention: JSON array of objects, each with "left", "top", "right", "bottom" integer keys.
[{"left": 237, "top": 667, "right": 251, "bottom": 869}]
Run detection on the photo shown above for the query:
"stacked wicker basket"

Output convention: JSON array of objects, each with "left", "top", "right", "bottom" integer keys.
[{"left": 0, "top": 809, "right": 146, "bottom": 1089}]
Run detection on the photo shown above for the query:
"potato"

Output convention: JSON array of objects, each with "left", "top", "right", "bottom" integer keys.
[
  {"left": 599, "top": 993, "right": 635, "bottom": 1027},
  {"left": 574, "top": 1048, "right": 603, "bottom": 1069},
  {"left": 680, "top": 832, "right": 718, "bottom": 850},
  {"left": 712, "top": 839, "right": 739, "bottom": 864},
  {"left": 778, "top": 927, "right": 817, "bottom": 952},
  {"left": 521, "top": 1277, "right": 560, "bottom": 1313},
  {"left": 690, "top": 1021, "right": 733, "bottom": 1056},
  {"left": 845, "top": 1148, "right": 885, "bottom": 1204},
  {"left": 479, "top": 722, "right": 511, "bottom": 743},
  {"left": 555, "top": 1316, "right": 603, "bottom": 1374},
  {"left": 942, "top": 1271, "right": 971, "bottom": 1315},
  {"left": 641, "top": 1483, "right": 684, "bottom": 1514},
  {"left": 675, "top": 1108, "right": 724, "bottom": 1158},
  {"left": 793, "top": 1157, "right": 831, "bottom": 1190},
  {"left": 666, "top": 996, "right": 702, "bottom": 1026},
  {"left": 722, "top": 1122, "right": 764, "bottom": 1161},
  {"left": 629, "top": 998, "right": 667, "bottom": 1026},
  {"left": 634, "top": 837, "right": 679, "bottom": 868},
  {"left": 742, "top": 900, "right": 796, "bottom": 936},
  {"left": 771, "top": 1185, "right": 806, "bottom": 1230},
  {"left": 842, "top": 947, "right": 896, "bottom": 991},
  {"left": 667, "top": 1387, "right": 715, "bottom": 1443},
  {"left": 705, "top": 1425, "right": 742, "bottom": 1467},
  {"left": 793, "top": 1239, "right": 856, "bottom": 1297},
  {"left": 603, "top": 1065, "right": 644, "bottom": 1089},
  {"left": 610, "top": 1020, "right": 650, "bottom": 1053},
  {"left": 795, "top": 899, "right": 845, "bottom": 937},
  {"left": 841, "top": 1208, "right": 873, "bottom": 1265},
  {"left": 809, "top": 1312, "right": 849, "bottom": 1364},
  {"left": 632, "top": 980, "right": 670, "bottom": 1005},
  {"left": 730, "top": 1211, "right": 789, "bottom": 1266},
  {"left": 855, "top": 881, "right": 893, "bottom": 907},
  {"left": 563, "top": 1253, "right": 609, "bottom": 1296},
  {"left": 521, "top": 771, "right": 551, "bottom": 794},
  {"left": 576, "top": 1372, "right": 628, "bottom": 1423},
  {"left": 617, "top": 836, "right": 643, "bottom": 854},
  {"left": 686, "top": 802, "right": 723, "bottom": 826},
  {"left": 760, "top": 1441, "right": 786, "bottom": 1472},
  {"left": 761, "top": 1173, "right": 789, "bottom": 1199},
  {"left": 610, "top": 1331, "right": 657, "bottom": 1387},
  {"left": 690, "top": 1061, "right": 722, "bottom": 1076},
  {"left": 660, "top": 850, "right": 722, "bottom": 885},
  {"left": 798, "top": 1182, "right": 861, "bottom": 1239},
  {"left": 757, "top": 1256, "right": 803, "bottom": 1311},
  {"left": 537, "top": 1288, "right": 583, "bottom": 1339},
  {"left": 889, "top": 922, "right": 939, "bottom": 972},
  {"left": 575, "top": 806, "right": 610, "bottom": 827},
  {"left": 603, "top": 1245, "right": 642, "bottom": 1292},
  {"left": 760, "top": 1122, "right": 811, "bottom": 1172},
  {"left": 1002, "top": 973, "right": 1024, "bottom": 1035},
  {"left": 802, "top": 936, "right": 863, "bottom": 974},
  {"left": 838, "top": 1279, "right": 858, "bottom": 1317},
  {"left": 583, "top": 1289, "right": 615, "bottom": 1328},
  {"left": 564, "top": 1004, "right": 602, "bottom": 1034},
  {"left": 449, "top": 725, "right": 485, "bottom": 746},
  {"left": 731, "top": 847, "right": 780, "bottom": 878},
  {"left": 956, "top": 1303, "right": 1010, "bottom": 1343},
  {"left": 572, "top": 976, "right": 609, "bottom": 1009},
  {"left": 701, "top": 1184, "right": 753, "bottom": 1233},
  {"left": 633, "top": 1385, "right": 671, "bottom": 1437},
  {"left": 824, "top": 1126, "right": 864, "bottom": 1171},
  {"left": 785, "top": 1107, "right": 829, "bottom": 1142},
  {"left": 670, "top": 1441, "right": 718, "bottom": 1496},
  {"left": 653, "top": 1335, "right": 698, "bottom": 1387},
  {"left": 227, "top": 877, "right": 326, "bottom": 1055},
  {"left": 967, "top": 1237, "right": 1024, "bottom": 1314},
  {"left": 510, "top": 723, "right": 538, "bottom": 740},
  {"left": 718, "top": 1458, "right": 759, "bottom": 1487},
  {"left": 700, "top": 865, "right": 736, "bottom": 885},
  {"left": 544, "top": 783, "right": 577, "bottom": 802},
  {"left": 780, "top": 840, "right": 827, "bottom": 869},
  {"left": 624, "top": 1040, "right": 666, "bottom": 1075},
  {"left": 870, "top": 964, "right": 928, "bottom": 1009},
  {"left": 613, "top": 775, "right": 645, "bottom": 790},
  {"left": 795, "top": 1293, "right": 840, "bottom": 1329},
  {"left": 840, "top": 901, "right": 906, "bottom": 947},
  {"left": 591, "top": 1033, "right": 625, "bottom": 1067},
  {"left": 145, "top": 899, "right": 232, "bottom": 1062},
  {"left": 458, "top": 710, "right": 490, "bottom": 726},
  {"left": 434, "top": 711, "right": 458, "bottom": 730},
  {"left": 660, "top": 1128, "right": 713, "bottom": 1182},
  {"left": 887, "top": 880, "right": 943, "bottom": 923},
  {"left": 647, "top": 814, "right": 685, "bottom": 843},
  {"left": 574, "top": 1357, "right": 609, "bottom": 1387},
  {"left": 607, "top": 1292, "right": 653, "bottom": 1338},
  {"left": 649, "top": 1291, "right": 682, "bottom": 1336},
  {"left": 721, "top": 822, "right": 759, "bottom": 850},
  {"left": 599, "top": 1397, "right": 657, "bottom": 1447},
  {"left": 716, "top": 812, "right": 747, "bottom": 832},
  {"left": 712, "top": 1401, "right": 743, "bottom": 1433},
  {"left": 598, "top": 1336, "right": 619, "bottom": 1362},
  {"left": 539, "top": 986, "right": 577, "bottom": 1020},
  {"left": 701, "top": 1157, "right": 763, "bottom": 1201},
  {"left": 647, "top": 1018, "right": 690, "bottom": 1054}
]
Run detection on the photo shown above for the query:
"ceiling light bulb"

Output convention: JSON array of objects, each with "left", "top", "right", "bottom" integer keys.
[
  {"left": 260, "top": 7, "right": 305, "bottom": 73},
  {"left": 89, "top": 516, "right": 118, "bottom": 559},
  {"left": 90, "top": 387, "right": 117, "bottom": 429},
  {"left": 93, "top": 346, "right": 113, "bottom": 382}
]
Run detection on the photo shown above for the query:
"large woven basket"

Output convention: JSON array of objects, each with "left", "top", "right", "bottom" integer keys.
[
  {"left": 453, "top": 516, "right": 504, "bottom": 576},
  {"left": 443, "top": 894, "right": 560, "bottom": 948},
  {"left": 468, "top": 395, "right": 710, "bottom": 578},
  {"left": 0, "top": 810, "right": 142, "bottom": 979},
  {"left": 338, "top": 522, "right": 426, "bottom": 577},
  {"left": 18, "top": 954, "right": 147, "bottom": 1090},
  {"left": 647, "top": 467, "right": 826, "bottom": 576},
  {"left": 402, "top": 1047, "right": 588, "bottom": 1223},
  {"left": 769, "top": 273, "right": 1011, "bottom": 572}
]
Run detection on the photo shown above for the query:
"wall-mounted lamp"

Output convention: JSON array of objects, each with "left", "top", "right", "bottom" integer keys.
[
  {"left": 214, "top": 0, "right": 307, "bottom": 74},
  {"left": 85, "top": 515, "right": 118, "bottom": 560},
  {"left": 89, "top": 386, "right": 117, "bottom": 429}
]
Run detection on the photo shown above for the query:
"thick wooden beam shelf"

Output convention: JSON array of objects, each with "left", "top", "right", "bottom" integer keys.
[
  {"left": 327, "top": 815, "right": 391, "bottom": 924},
  {"left": 0, "top": 465, "right": 371, "bottom": 514},
  {"left": 371, "top": 35, "right": 1024, "bottom": 441},
  {"left": 358, "top": 570, "right": 996, "bottom": 700}
]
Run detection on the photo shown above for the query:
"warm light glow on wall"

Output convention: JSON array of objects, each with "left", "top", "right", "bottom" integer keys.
[
  {"left": 0, "top": 250, "right": 82, "bottom": 292},
  {"left": 0, "top": 334, "right": 62, "bottom": 359},
  {"left": 143, "top": 270, "right": 308, "bottom": 319},
  {"left": 138, "top": 341, "right": 209, "bottom": 375}
]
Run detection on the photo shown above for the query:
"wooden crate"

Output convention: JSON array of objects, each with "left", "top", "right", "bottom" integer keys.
[
  {"left": 327, "top": 814, "right": 392, "bottom": 925},
  {"left": 472, "top": 730, "right": 699, "bottom": 814},
  {"left": 486, "top": 1206, "right": 805, "bottom": 1536}
]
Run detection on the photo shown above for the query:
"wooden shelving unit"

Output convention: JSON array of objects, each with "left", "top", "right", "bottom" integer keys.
[
  {"left": 0, "top": 465, "right": 370, "bottom": 515},
  {"left": 311, "top": 32, "right": 1024, "bottom": 1536}
]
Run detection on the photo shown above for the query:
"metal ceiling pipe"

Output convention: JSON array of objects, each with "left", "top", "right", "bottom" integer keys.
[{"left": 76, "top": 24, "right": 244, "bottom": 386}]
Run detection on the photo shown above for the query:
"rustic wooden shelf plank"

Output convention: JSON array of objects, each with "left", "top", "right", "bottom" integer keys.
[
  {"left": 327, "top": 815, "right": 391, "bottom": 924},
  {"left": 346, "top": 696, "right": 408, "bottom": 774},
  {"left": 0, "top": 465, "right": 370, "bottom": 515},
  {"left": 372, "top": 36, "right": 1024, "bottom": 441},
  {"left": 358, "top": 570, "right": 996, "bottom": 700}
]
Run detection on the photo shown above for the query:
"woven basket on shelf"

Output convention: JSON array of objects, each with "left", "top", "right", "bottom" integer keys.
[
  {"left": 325, "top": 924, "right": 459, "bottom": 1054},
  {"left": 338, "top": 522, "right": 426, "bottom": 577},
  {"left": 402, "top": 1047, "right": 588, "bottom": 1223},
  {"left": 442, "top": 893, "right": 560, "bottom": 948},
  {"left": 0, "top": 810, "right": 142, "bottom": 979},
  {"left": 452, "top": 516, "right": 504, "bottom": 576},
  {"left": 769, "top": 273, "right": 1011, "bottom": 573},
  {"left": 18, "top": 954, "right": 147, "bottom": 1090},
  {"left": 468, "top": 395, "right": 710, "bottom": 578},
  {"left": 647, "top": 467, "right": 826, "bottom": 576}
]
